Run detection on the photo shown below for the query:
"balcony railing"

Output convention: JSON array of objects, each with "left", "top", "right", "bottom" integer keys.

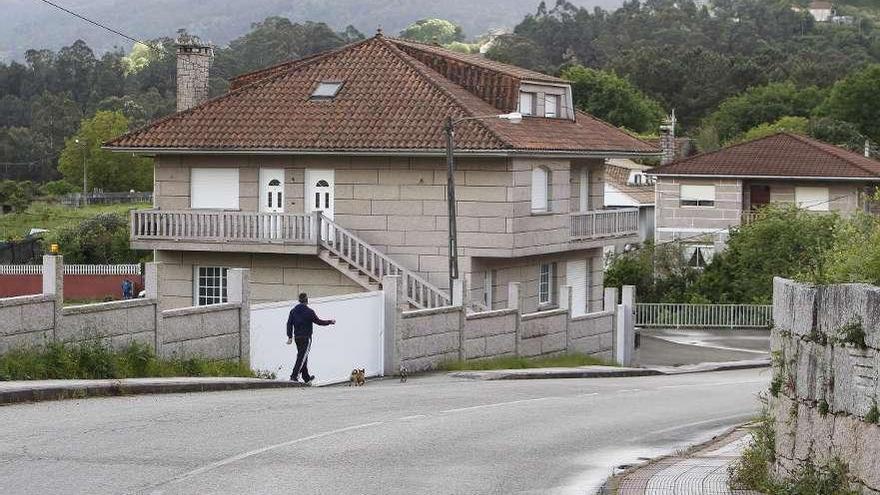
[
  {"left": 131, "top": 210, "right": 317, "bottom": 245},
  {"left": 570, "top": 208, "right": 639, "bottom": 241}
]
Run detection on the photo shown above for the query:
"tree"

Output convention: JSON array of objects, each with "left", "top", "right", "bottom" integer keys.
[
  {"left": 604, "top": 241, "right": 702, "bottom": 303},
  {"left": 818, "top": 64, "right": 880, "bottom": 143},
  {"left": 484, "top": 34, "right": 548, "bottom": 72},
  {"left": 399, "top": 19, "right": 465, "bottom": 44},
  {"left": 735, "top": 116, "right": 810, "bottom": 143},
  {"left": 0, "top": 180, "right": 37, "bottom": 212},
  {"left": 30, "top": 91, "right": 82, "bottom": 151},
  {"left": 561, "top": 65, "right": 665, "bottom": 133},
  {"left": 693, "top": 206, "right": 839, "bottom": 303},
  {"left": 57, "top": 111, "right": 152, "bottom": 192},
  {"left": 55, "top": 213, "right": 144, "bottom": 264},
  {"left": 703, "top": 82, "right": 825, "bottom": 144}
]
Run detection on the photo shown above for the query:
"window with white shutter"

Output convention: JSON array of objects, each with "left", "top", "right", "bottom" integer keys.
[
  {"left": 531, "top": 167, "right": 550, "bottom": 213},
  {"left": 795, "top": 187, "right": 830, "bottom": 211},
  {"left": 191, "top": 168, "right": 239, "bottom": 209},
  {"left": 680, "top": 184, "right": 715, "bottom": 207},
  {"left": 519, "top": 92, "right": 536, "bottom": 116}
]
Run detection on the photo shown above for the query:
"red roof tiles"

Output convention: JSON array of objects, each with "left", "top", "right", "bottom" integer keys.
[
  {"left": 107, "top": 35, "right": 657, "bottom": 155},
  {"left": 652, "top": 133, "right": 880, "bottom": 179}
]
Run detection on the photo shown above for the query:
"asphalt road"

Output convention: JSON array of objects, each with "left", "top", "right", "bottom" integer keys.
[{"left": 0, "top": 369, "right": 768, "bottom": 495}]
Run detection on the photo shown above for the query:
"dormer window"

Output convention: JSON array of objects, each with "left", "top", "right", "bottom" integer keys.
[
  {"left": 519, "top": 92, "right": 536, "bottom": 116},
  {"left": 544, "top": 94, "right": 559, "bottom": 118},
  {"left": 311, "top": 81, "right": 344, "bottom": 100}
]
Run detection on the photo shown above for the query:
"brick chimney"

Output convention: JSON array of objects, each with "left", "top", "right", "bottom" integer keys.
[
  {"left": 659, "top": 111, "right": 677, "bottom": 165},
  {"left": 176, "top": 36, "right": 213, "bottom": 112}
]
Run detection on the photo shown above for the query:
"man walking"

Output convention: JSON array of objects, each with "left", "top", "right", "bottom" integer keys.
[{"left": 286, "top": 293, "right": 335, "bottom": 384}]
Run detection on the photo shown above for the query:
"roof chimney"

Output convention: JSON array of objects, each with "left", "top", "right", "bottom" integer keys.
[
  {"left": 176, "top": 35, "right": 213, "bottom": 112},
  {"left": 659, "top": 111, "right": 676, "bottom": 165}
]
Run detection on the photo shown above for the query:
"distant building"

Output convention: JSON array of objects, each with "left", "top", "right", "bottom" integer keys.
[
  {"left": 808, "top": 1, "right": 834, "bottom": 22},
  {"left": 604, "top": 159, "right": 655, "bottom": 244}
]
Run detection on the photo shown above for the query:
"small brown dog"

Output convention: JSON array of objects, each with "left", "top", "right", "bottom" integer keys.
[
  {"left": 399, "top": 364, "right": 408, "bottom": 383},
  {"left": 349, "top": 368, "right": 366, "bottom": 386}
]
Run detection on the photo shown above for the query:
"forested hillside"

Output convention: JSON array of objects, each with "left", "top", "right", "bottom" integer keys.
[{"left": 1, "top": 0, "right": 622, "bottom": 62}]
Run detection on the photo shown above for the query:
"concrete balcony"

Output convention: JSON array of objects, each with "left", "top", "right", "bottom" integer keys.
[
  {"left": 569, "top": 208, "right": 639, "bottom": 241},
  {"left": 130, "top": 210, "right": 319, "bottom": 254}
]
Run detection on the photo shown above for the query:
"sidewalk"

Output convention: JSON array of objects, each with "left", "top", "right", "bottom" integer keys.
[
  {"left": 613, "top": 427, "right": 761, "bottom": 495},
  {"left": 448, "top": 358, "right": 770, "bottom": 381},
  {"left": 0, "top": 377, "right": 303, "bottom": 405}
]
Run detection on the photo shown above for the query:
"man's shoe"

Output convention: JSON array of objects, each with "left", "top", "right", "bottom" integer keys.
[
  {"left": 289, "top": 376, "right": 300, "bottom": 383},
  {"left": 303, "top": 375, "right": 315, "bottom": 385}
]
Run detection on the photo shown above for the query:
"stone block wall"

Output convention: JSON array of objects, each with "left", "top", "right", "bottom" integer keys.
[
  {"left": 0, "top": 294, "right": 58, "bottom": 354},
  {"left": 0, "top": 256, "right": 251, "bottom": 363},
  {"left": 771, "top": 277, "right": 880, "bottom": 494},
  {"left": 392, "top": 281, "right": 618, "bottom": 372},
  {"left": 655, "top": 177, "right": 743, "bottom": 243}
]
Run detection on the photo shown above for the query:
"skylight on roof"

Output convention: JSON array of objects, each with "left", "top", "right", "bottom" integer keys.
[{"left": 311, "top": 81, "right": 344, "bottom": 99}]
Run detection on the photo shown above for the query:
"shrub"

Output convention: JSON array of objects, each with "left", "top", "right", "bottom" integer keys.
[
  {"left": 40, "top": 180, "right": 77, "bottom": 197},
  {"left": 866, "top": 402, "right": 879, "bottom": 424},
  {"left": 837, "top": 320, "right": 867, "bottom": 350},
  {"left": 54, "top": 213, "right": 146, "bottom": 264}
]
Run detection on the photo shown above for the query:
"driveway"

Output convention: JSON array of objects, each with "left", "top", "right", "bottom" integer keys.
[{"left": 637, "top": 328, "right": 770, "bottom": 367}]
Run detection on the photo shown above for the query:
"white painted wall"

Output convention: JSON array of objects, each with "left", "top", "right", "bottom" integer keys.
[{"left": 250, "top": 291, "right": 384, "bottom": 386}]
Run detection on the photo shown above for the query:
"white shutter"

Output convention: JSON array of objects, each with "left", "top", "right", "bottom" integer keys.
[
  {"left": 567, "top": 259, "right": 588, "bottom": 316},
  {"left": 680, "top": 185, "right": 716, "bottom": 202},
  {"left": 519, "top": 92, "right": 535, "bottom": 116},
  {"left": 795, "top": 187, "right": 830, "bottom": 211},
  {"left": 191, "top": 168, "right": 239, "bottom": 209},
  {"left": 531, "top": 167, "right": 549, "bottom": 212},
  {"left": 579, "top": 167, "right": 590, "bottom": 212}
]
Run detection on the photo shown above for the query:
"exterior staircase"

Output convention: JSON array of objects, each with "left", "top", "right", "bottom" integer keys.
[{"left": 317, "top": 216, "right": 451, "bottom": 309}]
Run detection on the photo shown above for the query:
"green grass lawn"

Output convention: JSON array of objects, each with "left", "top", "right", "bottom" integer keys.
[
  {"left": 0, "top": 201, "right": 150, "bottom": 241},
  {"left": 439, "top": 353, "right": 613, "bottom": 371}
]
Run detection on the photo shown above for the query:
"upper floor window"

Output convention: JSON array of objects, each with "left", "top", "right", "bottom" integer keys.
[
  {"left": 680, "top": 184, "right": 715, "bottom": 208},
  {"left": 795, "top": 186, "right": 830, "bottom": 211},
  {"left": 519, "top": 92, "right": 536, "bottom": 116},
  {"left": 191, "top": 168, "right": 239, "bottom": 210},
  {"left": 531, "top": 166, "right": 550, "bottom": 213},
  {"left": 544, "top": 94, "right": 560, "bottom": 118}
]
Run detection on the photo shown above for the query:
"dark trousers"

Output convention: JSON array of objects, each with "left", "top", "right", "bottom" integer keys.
[{"left": 291, "top": 336, "right": 312, "bottom": 380}]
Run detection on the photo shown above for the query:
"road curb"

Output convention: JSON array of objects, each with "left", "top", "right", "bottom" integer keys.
[
  {"left": 448, "top": 359, "right": 770, "bottom": 381},
  {"left": 0, "top": 379, "right": 304, "bottom": 406}
]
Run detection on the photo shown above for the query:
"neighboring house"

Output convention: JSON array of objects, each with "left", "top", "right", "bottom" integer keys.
[
  {"left": 808, "top": 1, "right": 834, "bottom": 22},
  {"left": 106, "top": 33, "right": 658, "bottom": 315},
  {"left": 604, "top": 158, "right": 655, "bottom": 244},
  {"left": 651, "top": 132, "right": 880, "bottom": 267}
]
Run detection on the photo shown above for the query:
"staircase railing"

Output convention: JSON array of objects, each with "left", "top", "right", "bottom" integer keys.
[{"left": 317, "top": 215, "right": 451, "bottom": 309}]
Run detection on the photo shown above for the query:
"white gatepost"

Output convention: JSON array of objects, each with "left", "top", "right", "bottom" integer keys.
[
  {"left": 382, "top": 275, "right": 405, "bottom": 376},
  {"left": 508, "top": 282, "right": 521, "bottom": 310},
  {"left": 42, "top": 254, "right": 64, "bottom": 340},
  {"left": 452, "top": 278, "right": 465, "bottom": 307},
  {"left": 615, "top": 285, "right": 636, "bottom": 366},
  {"left": 227, "top": 268, "right": 251, "bottom": 364}
]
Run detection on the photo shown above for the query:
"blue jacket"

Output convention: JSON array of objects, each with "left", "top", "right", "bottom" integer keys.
[{"left": 286, "top": 303, "right": 332, "bottom": 338}]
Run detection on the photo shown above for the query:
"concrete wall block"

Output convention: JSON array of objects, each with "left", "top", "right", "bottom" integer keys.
[
  {"left": 163, "top": 308, "right": 239, "bottom": 343},
  {"left": 401, "top": 311, "right": 461, "bottom": 339},
  {"left": 0, "top": 329, "right": 52, "bottom": 353},
  {"left": 773, "top": 277, "right": 817, "bottom": 337},
  {"left": 519, "top": 337, "right": 543, "bottom": 357},
  {"left": 401, "top": 352, "right": 459, "bottom": 373},
  {"left": 540, "top": 331, "right": 567, "bottom": 355},
  {"left": 0, "top": 304, "right": 23, "bottom": 335},
  {"left": 162, "top": 333, "right": 240, "bottom": 361},
  {"left": 463, "top": 313, "right": 516, "bottom": 339},
  {"left": 463, "top": 337, "right": 487, "bottom": 360},
  {"left": 485, "top": 333, "right": 516, "bottom": 356},
  {"left": 521, "top": 313, "right": 566, "bottom": 339},
  {"left": 19, "top": 302, "right": 54, "bottom": 333},
  {"left": 109, "top": 331, "right": 156, "bottom": 351},
  {"left": 570, "top": 335, "right": 601, "bottom": 355},
  {"left": 569, "top": 315, "right": 612, "bottom": 339}
]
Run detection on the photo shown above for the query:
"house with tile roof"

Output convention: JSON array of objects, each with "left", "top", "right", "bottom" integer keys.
[
  {"left": 651, "top": 132, "right": 880, "bottom": 267},
  {"left": 106, "top": 33, "right": 659, "bottom": 314},
  {"left": 604, "top": 159, "right": 656, "bottom": 244}
]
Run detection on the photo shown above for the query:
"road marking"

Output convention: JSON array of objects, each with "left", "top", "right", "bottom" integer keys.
[
  {"left": 440, "top": 396, "right": 552, "bottom": 414},
  {"left": 147, "top": 421, "right": 384, "bottom": 493},
  {"left": 657, "top": 379, "right": 766, "bottom": 390},
  {"left": 398, "top": 414, "right": 427, "bottom": 421},
  {"left": 632, "top": 413, "right": 754, "bottom": 441},
  {"left": 617, "top": 389, "right": 641, "bottom": 393}
]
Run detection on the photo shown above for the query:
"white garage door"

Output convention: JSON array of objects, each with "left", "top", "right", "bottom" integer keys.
[
  {"left": 567, "top": 259, "right": 588, "bottom": 317},
  {"left": 250, "top": 292, "right": 385, "bottom": 386}
]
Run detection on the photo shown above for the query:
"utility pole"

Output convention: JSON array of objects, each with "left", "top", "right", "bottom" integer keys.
[{"left": 75, "top": 138, "right": 87, "bottom": 206}]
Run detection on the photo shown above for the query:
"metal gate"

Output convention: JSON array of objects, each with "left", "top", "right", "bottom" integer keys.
[{"left": 250, "top": 291, "right": 385, "bottom": 385}]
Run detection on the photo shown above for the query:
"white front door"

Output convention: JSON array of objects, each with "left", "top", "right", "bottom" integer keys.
[
  {"left": 567, "top": 259, "right": 589, "bottom": 316},
  {"left": 260, "top": 168, "right": 284, "bottom": 213},
  {"left": 305, "top": 169, "right": 335, "bottom": 220}
]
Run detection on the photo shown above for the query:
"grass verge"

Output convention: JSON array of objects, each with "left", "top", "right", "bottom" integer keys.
[
  {"left": 729, "top": 398, "right": 858, "bottom": 495},
  {"left": 439, "top": 352, "right": 612, "bottom": 371},
  {"left": 0, "top": 342, "right": 255, "bottom": 381}
]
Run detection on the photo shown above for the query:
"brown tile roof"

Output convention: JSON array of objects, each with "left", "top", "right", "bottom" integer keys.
[
  {"left": 651, "top": 133, "right": 880, "bottom": 180},
  {"left": 106, "top": 35, "right": 658, "bottom": 156},
  {"left": 605, "top": 163, "right": 656, "bottom": 205}
]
